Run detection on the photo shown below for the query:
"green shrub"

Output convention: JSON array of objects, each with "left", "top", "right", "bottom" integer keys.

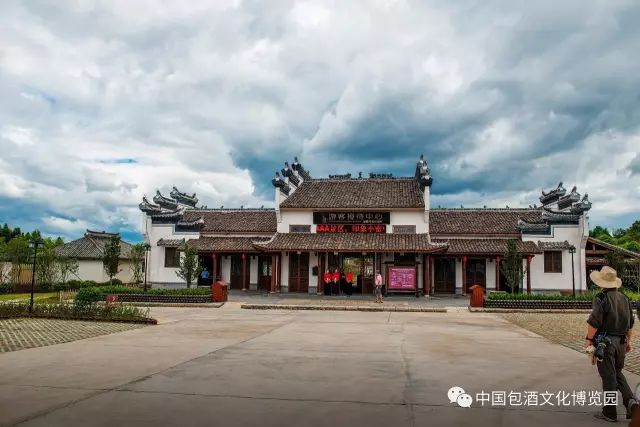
[
  {"left": 486, "top": 292, "right": 594, "bottom": 301},
  {"left": 102, "top": 278, "right": 123, "bottom": 286},
  {"left": 53, "top": 282, "right": 68, "bottom": 292},
  {"left": 66, "top": 280, "right": 84, "bottom": 290},
  {"left": 0, "top": 282, "right": 12, "bottom": 294},
  {"left": 96, "top": 286, "right": 138, "bottom": 294},
  {"left": 80, "top": 280, "right": 98, "bottom": 288},
  {"left": 0, "top": 301, "right": 153, "bottom": 322},
  {"left": 83, "top": 286, "right": 211, "bottom": 296},
  {"left": 74, "top": 287, "right": 103, "bottom": 308}
]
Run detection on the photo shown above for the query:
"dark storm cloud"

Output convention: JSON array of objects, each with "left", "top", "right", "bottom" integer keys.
[{"left": 1, "top": 0, "right": 639, "bottom": 238}]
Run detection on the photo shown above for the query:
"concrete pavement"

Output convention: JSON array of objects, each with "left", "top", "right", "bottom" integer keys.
[{"left": 0, "top": 303, "right": 636, "bottom": 426}]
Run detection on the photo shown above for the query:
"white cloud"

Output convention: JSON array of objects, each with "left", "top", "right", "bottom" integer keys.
[{"left": 0, "top": 0, "right": 639, "bottom": 239}]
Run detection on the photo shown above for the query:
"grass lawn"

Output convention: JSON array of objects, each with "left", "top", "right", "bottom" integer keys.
[{"left": 0, "top": 292, "right": 58, "bottom": 302}]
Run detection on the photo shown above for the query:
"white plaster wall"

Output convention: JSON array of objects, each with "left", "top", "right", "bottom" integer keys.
[
  {"left": 455, "top": 259, "right": 463, "bottom": 294},
  {"left": 280, "top": 252, "right": 289, "bottom": 291},
  {"left": 76, "top": 260, "right": 134, "bottom": 283},
  {"left": 250, "top": 256, "right": 258, "bottom": 290},
  {"left": 485, "top": 259, "right": 497, "bottom": 290},
  {"left": 221, "top": 257, "right": 231, "bottom": 283},
  {"left": 389, "top": 211, "right": 427, "bottom": 233},
  {"left": 277, "top": 211, "right": 314, "bottom": 233},
  {"left": 523, "top": 225, "right": 583, "bottom": 292},
  {"left": 308, "top": 252, "right": 318, "bottom": 293}
]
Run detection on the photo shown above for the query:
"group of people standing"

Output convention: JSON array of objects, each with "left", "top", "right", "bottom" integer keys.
[
  {"left": 322, "top": 269, "right": 353, "bottom": 296},
  {"left": 321, "top": 268, "right": 385, "bottom": 303}
]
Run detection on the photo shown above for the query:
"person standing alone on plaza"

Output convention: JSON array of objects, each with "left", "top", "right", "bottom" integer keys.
[
  {"left": 374, "top": 270, "right": 383, "bottom": 303},
  {"left": 585, "top": 266, "right": 637, "bottom": 422}
]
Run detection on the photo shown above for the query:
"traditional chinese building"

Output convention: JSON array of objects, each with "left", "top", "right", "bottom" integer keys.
[{"left": 140, "top": 157, "right": 593, "bottom": 295}]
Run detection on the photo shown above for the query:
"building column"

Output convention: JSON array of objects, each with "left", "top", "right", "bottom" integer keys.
[
  {"left": 241, "top": 253, "right": 247, "bottom": 291},
  {"left": 212, "top": 253, "right": 217, "bottom": 282},
  {"left": 318, "top": 252, "right": 325, "bottom": 295},
  {"left": 495, "top": 256, "right": 501, "bottom": 292},
  {"left": 462, "top": 256, "right": 468, "bottom": 296},
  {"left": 277, "top": 254, "right": 282, "bottom": 292},
  {"left": 270, "top": 254, "right": 277, "bottom": 293},
  {"left": 423, "top": 254, "right": 428, "bottom": 295},
  {"left": 526, "top": 256, "right": 532, "bottom": 294},
  {"left": 429, "top": 256, "right": 435, "bottom": 296}
]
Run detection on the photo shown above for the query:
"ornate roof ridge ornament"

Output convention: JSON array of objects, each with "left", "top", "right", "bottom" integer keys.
[
  {"left": 170, "top": 186, "right": 198, "bottom": 207},
  {"left": 139, "top": 196, "right": 163, "bottom": 214},
  {"left": 539, "top": 182, "right": 566, "bottom": 205},
  {"left": 153, "top": 190, "right": 179, "bottom": 210},
  {"left": 328, "top": 173, "right": 352, "bottom": 179},
  {"left": 415, "top": 154, "right": 433, "bottom": 188},
  {"left": 291, "top": 156, "right": 311, "bottom": 180},
  {"left": 557, "top": 185, "right": 580, "bottom": 210},
  {"left": 570, "top": 193, "right": 592, "bottom": 214},
  {"left": 281, "top": 161, "right": 300, "bottom": 187},
  {"left": 271, "top": 171, "right": 290, "bottom": 195}
]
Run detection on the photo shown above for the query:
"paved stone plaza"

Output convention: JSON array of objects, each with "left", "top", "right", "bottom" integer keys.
[
  {"left": 502, "top": 312, "right": 640, "bottom": 376},
  {"left": 0, "top": 303, "right": 638, "bottom": 426},
  {"left": 0, "top": 318, "right": 146, "bottom": 353}
]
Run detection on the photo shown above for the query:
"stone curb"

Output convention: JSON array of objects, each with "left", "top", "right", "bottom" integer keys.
[
  {"left": 469, "top": 307, "right": 591, "bottom": 313},
  {"left": 0, "top": 313, "right": 158, "bottom": 324},
  {"left": 241, "top": 303, "right": 446, "bottom": 313},
  {"left": 118, "top": 302, "right": 225, "bottom": 308}
]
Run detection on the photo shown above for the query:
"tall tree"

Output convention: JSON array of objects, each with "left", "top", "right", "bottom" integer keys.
[
  {"left": 129, "top": 243, "right": 146, "bottom": 284},
  {"left": 35, "top": 242, "right": 60, "bottom": 290},
  {"left": 57, "top": 256, "right": 79, "bottom": 285},
  {"left": 500, "top": 240, "right": 525, "bottom": 292},
  {"left": 176, "top": 245, "right": 200, "bottom": 289},
  {"left": 102, "top": 235, "right": 121, "bottom": 284}
]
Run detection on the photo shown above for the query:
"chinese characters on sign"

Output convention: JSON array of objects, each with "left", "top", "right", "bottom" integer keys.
[
  {"left": 313, "top": 211, "right": 390, "bottom": 225},
  {"left": 387, "top": 267, "right": 416, "bottom": 290},
  {"left": 316, "top": 224, "right": 387, "bottom": 233},
  {"left": 449, "top": 387, "right": 617, "bottom": 408}
]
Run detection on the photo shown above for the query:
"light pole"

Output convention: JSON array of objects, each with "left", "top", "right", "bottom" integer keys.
[
  {"left": 28, "top": 238, "right": 41, "bottom": 313},
  {"left": 569, "top": 246, "right": 576, "bottom": 297},
  {"left": 143, "top": 243, "right": 151, "bottom": 292}
]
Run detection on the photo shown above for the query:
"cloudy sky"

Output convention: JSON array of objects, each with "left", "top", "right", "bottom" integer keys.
[{"left": 1, "top": 0, "right": 639, "bottom": 242}]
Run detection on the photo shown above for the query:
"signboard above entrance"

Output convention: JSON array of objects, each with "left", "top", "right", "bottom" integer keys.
[
  {"left": 316, "top": 224, "right": 386, "bottom": 233},
  {"left": 387, "top": 267, "right": 416, "bottom": 290},
  {"left": 313, "top": 211, "right": 390, "bottom": 225}
]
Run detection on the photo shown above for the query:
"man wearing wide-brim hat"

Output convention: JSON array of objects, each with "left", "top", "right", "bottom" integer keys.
[{"left": 585, "top": 266, "right": 637, "bottom": 422}]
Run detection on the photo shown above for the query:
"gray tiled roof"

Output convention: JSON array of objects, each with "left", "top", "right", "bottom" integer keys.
[
  {"left": 430, "top": 209, "right": 543, "bottom": 236},
  {"left": 183, "top": 209, "right": 276, "bottom": 233},
  {"left": 254, "top": 233, "right": 446, "bottom": 253},
  {"left": 433, "top": 238, "right": 542, "bottom": 255},
  {"left": 187, "top": 237, "right": 270, "bottom": 252},
  {"left": 55, "top": 230, "right": 133, "bottom": 260},
  {"left": 537, "top": 240, "right": 575, "bottom": 250},
  {"left": 279, "top": 178, "right": 425, "bottom": 209}
]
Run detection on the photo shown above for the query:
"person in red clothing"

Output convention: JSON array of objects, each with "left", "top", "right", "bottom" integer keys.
[
  {"left": 332, "top": 269, "right": 340, "bottom": 295},
  {"left": 323, "top": 270, "right": 332, "bottom": 296}
]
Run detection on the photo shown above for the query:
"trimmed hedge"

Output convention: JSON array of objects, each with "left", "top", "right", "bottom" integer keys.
[
  {"left": 0, "top": 301, "right": 156, "bottom": 324},
  {"left": 487, "top": 292, "right": 595, "bottom": 301},
  {"left": 92, "top": 286, "right": 211, "bottom": 296}
]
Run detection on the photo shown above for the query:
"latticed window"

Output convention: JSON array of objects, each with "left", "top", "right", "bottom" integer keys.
[
  {"left": 164, "top": 247, "right": 180, "bottom": 268},
  {"left": 544, "top": 251, "right": 562, "bottom": 273}
]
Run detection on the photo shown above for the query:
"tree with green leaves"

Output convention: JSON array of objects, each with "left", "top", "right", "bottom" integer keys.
[
  {"left": 176, "top": 244, "right": 200, "bottom": 288},
  {"left": 500, "top": 239, "right": 526, "bottom": 293},
  {"left": 102, "top": 235, "right": 121, "bottom": 284},
  {"left": 57, "top": 256, "right": 79, "bottom": 285},
  {"left": 604, "top": 250, "right": 626, "bottom": 281},
  {"left": 129, "top": 243, "right": 147, "bottom": 284},
  {"left": 35, "top": 241, "right": 60, "bottom": 290},
  {"left": 6, "top": 236, "right": 30, "bottom": 284}
]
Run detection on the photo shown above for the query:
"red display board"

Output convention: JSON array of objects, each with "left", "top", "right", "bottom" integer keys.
[
  {"left": 316, "top": 224, "right": 386, "bottom": 233},
  {"left": 387, "top": 267, "right": 416, "bottom": 290}
]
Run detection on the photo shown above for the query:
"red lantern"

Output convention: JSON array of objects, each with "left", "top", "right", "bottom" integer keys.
[{"left": 496, "top": 256, "right": 501, "bottom": 263}]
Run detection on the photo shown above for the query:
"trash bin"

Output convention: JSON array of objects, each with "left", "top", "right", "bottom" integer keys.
[
  {"left": 469, "top": 284, "right": 485, "bottom": 307},
  {"left": 212, "top": 280, "right": 228, "bottom": 303}
]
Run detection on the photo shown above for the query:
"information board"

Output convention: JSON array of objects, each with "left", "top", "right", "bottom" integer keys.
[{"left": 387, "top": 267, "right": 416, "bottom": 290}]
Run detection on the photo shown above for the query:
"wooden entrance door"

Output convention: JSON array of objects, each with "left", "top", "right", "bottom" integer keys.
[
  {"left": 288, "top": 252, "right": 309, "bottom": 293},
  {"left": 257, "top": 256, "right": 272, "bottom": 291},
  {"left": 465, "top": 259, "right": 486, "bottom": 293},
  {"left": 434, "top": 258, "right": 456, "bottom": 293},
  {"left": 230, "top": 255, "right": 249, "bottom": 290}
]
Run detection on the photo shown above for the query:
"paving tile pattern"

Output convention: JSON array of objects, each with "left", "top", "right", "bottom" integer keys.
[
  {"left": 501, "top": 312, "right": 640, "bottom": 375},
  {"left": 0, "top": 318, "right": 146, "bottom": 353}
]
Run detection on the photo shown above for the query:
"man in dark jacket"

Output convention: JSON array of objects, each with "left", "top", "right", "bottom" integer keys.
[{"left": 585, "top": 266, "right": 637, "bottom": 422}]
